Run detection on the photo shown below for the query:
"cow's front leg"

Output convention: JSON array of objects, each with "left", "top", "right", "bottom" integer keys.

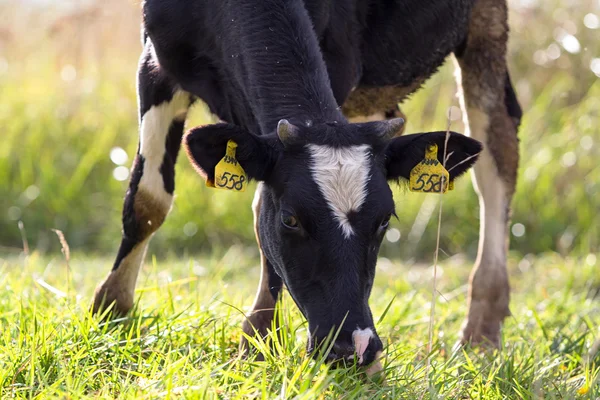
[
  {"left": 454, "top": 0, "right": 522, "bottom": 347},
  {"left": 240, "top": 184, "right": 283, "bottom": 355},
  {"left": 92, "top": 41, "right": 192, "bottom": 316}
]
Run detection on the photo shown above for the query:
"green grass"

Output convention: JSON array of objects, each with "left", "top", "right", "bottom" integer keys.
[
  {"left": 1, "top": 0, "right": 600, "bottom": 397},
  {"left": 1, "top": 250, "right": 599, "bottom": 398}
]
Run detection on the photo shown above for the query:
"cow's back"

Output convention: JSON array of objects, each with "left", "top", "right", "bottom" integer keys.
[
  {"left": 337, "top": 0, "right": 475, "bottom": 118},
  {"left": 355, "top": 0, "right": 474, "bottom": 87},
  {"left": 141, "top": 0, "right": 475, "bottom": 124}
]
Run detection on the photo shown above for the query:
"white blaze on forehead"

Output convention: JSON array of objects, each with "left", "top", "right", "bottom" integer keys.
[
  {"left": 307, "top": 144, "right": 371, "bottom": 238},
  {"left": 352, "top": 327, "right": 374, "bottom": 364}
]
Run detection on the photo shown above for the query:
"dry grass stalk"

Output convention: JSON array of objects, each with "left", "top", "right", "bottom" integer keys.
[
  {"left": 52, "top": 229, "right": 71, "bottom": 298},
  {"left": 18, "top": 220, "right": 29, "bottom": 257},
  {"left": 424, "top": 112, "right": 453, "bottom": 392}
]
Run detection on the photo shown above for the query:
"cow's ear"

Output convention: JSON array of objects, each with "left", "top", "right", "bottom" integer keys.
[
  {"left": 184, "top": 123, "right": 279, "bottom": 183},
  {"left": 385, "top": 131, "right": 483, "bottom": 181}
]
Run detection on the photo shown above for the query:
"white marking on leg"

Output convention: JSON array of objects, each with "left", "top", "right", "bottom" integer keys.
[
  {"left": 352, "top": 327, "right": 374, "bottom": 364},
  {"left": 138, "top": 90, "right": 189, "bottom": 209},
  {"left": 462, "top": 108, "right": 508, "bottom": 266},
  {"left": 114, "top": 238, "right": 150, "bottom": 297},
  {"left": 308, "top": 144, "right": 371, "bottom": 238},
  {"left": 95, "top": 237, "right": 151, "bottom": 313}
]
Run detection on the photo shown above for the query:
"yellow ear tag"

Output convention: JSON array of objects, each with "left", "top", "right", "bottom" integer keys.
[
  {"left": 210, "top": 140, "right": 248, "bottom": 192},
  {"left": 409, "top": 144, "right": 450, "bottom": 193}
]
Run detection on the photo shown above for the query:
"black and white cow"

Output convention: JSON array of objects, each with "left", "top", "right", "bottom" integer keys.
[{"left": 93, "top": 0, "right": 521, "bottom": 372}]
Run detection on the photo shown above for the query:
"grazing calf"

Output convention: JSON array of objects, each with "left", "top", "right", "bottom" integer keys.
[{"left": 93, "top": 0, "right": 520, "bottom": 370}]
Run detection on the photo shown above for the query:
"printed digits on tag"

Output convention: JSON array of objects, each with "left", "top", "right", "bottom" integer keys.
[
  {"left": 216, "top": 171, "right": 245, "bottom": 191},
  {"left": 217, "top": 172, "right": 231, "bottom": 188},
  {"left": 413, "top": 173, "right": 429, "bottom": 191},
  {"left": 428, "top": 174, "right": 441, "bottom": 192},
  {"left": 226, "top": 173, "right": 236, "bottom": 189},
  {"left": 233, "top": 175, "right": 246, "bottom": 191},
  {"left": 421, "top": 173, "right": 439, "bottom": 192}
]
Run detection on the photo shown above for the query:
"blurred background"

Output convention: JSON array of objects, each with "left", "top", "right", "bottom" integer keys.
[{"left": 0, "top": 0, "right": 598, "bottom": 265}]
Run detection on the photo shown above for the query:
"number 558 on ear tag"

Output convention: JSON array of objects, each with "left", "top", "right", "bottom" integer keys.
[
  {"left": 409, "top": 144, "right": 451, "bottom": 193},
  {"left": 210, "top": 140, "right": 247, "bottom": 192}
]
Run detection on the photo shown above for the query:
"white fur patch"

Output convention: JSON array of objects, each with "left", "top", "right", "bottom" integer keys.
[
  {"left": 307, "top": 144, "right": 371, "bottom": 238},
  {"left": 138, "top": 91, "right": 189, "bottom": 208},
  {"left": 352, "top": 327, "right": 374, "bottom": 364},
  {"left": 114, "top": 238, "right": 150, "bottom": 294},
  {"left": 463, "top": 108, "right": 508, "bottom": 266}
]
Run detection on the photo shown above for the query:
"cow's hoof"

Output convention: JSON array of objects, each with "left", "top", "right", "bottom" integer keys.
[
  {"left": 459, "top": 320, "right": 502, "bottom": 348},
  {"left": 455, "top": 300, "right": 509, "bottom": 351},
  {"left": 91, "top": 272, "right": 133, "bottom": 318},
  {"left": 239, "top": 310, "right": 276, "bottom": 359}
]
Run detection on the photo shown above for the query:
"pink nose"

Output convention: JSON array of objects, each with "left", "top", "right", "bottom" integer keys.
[{"left": 352, "top": 328, "right": 373, "bottom": 364}]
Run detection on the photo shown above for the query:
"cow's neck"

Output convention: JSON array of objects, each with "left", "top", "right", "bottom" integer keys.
[{"left": 225, "top": 1, "right": 344, "bottom": 133}]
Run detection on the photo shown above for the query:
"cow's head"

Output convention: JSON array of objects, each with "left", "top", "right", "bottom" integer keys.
[{"left": 184, "top": 119, "right": 481, "bottom": 367}]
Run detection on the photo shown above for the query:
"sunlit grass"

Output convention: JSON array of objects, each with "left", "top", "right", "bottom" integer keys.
[
  {"left": 1, "top": 0, "right": 600, "bottom": 396},
  {"left": 0, "top": 251, "right": 599, "bottom": 398}
]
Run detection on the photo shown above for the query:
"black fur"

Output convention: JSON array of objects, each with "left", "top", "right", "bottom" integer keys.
[
  {"left": 186, "top": 120, "right": 481, "bottom": 364},
  {"left": 112, "top": 49, "right": 181, "bottom": 271},
  {"left": 267, "top": 259, "right": 283, "bottom": 301},
  {"left": 137, "top": 43, "right": 176, "bottom": 118},
  {"left": 357, "top": 0, "right": 473, "bottom": 88},
  {"left": 143, "top": 0, "right": 476, "bottom": 131},
  {"left": 113, "top": 154, "right": 145, "bottom": 271},
  {"left": 160, "top": 120, "right": 185, "bottom": 194},
  {"left": 504, "top": 72, "right": 523, "bottom": 129},
  {"left": 145, "top": 0, "right": 483, "bottom": 365}
]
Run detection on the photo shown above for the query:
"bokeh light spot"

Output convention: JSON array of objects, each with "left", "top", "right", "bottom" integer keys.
[
  {"left": 533, "top": 50, "right": 548, "bottom": 66},
  {"left": 113, "top": 166, "right": 129, "bottom": 181},
  {"left": 561, "top": 151, "right": 576, "bottom": 167},
  {"left": 193, "top": 263, "right": 207, "bottom": 276},
  {"left": 512, "top": 223, "right": 525, "bottom": 238},
  {"left": 385, "top": 228, "right": 401, "bottom": 243},
  {"left": 580, "top": 135, "right": 593, "bottom": 150},
  {"left": 24, "top": 185, "right": 40, "bottom": 201},
  {"left": 183, "top": 222, "right": 198, "bottom": 237},
  {"left": 583, "top": 13, "right": 599, "bottom": 29},
  {"left": 590, "top": 58, "right": 600, "bottom": 77},
  {"left": 8, "top": 206, "right": 21, "bottom": 221},
  {"left": 546, "top": 43, "right": 561, "bottom": 60},
  {"left": 560, "top": 34, "right": 581, "bottom": 54},
  {"left": 110, "top": 147, "right": 129, "bottom": 166},
  {"left": 61, "top": 65, "right": 77, "bottom": 82},
  {"left": 524, "top": 167, "right": 538, "bottom": 182}
]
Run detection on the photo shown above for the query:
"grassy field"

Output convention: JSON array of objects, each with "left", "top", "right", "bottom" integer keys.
[
  {"left": 1, "top": 0, "right": 600, "bottom": 397},
  {"left": 1, "top": 250, "right": 599, "bottom": 398}
]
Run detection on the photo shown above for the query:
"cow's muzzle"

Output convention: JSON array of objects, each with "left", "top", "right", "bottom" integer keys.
[{"left": 310, "top": 327, "right": 384, "bottom": 371}]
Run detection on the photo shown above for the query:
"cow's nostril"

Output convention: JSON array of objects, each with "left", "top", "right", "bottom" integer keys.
[
  {"left": 330, "top": 342, "right": 355, "bottom": 361},
  {"left": 335, "top": 343, "right": 351, "bottom": 356}
]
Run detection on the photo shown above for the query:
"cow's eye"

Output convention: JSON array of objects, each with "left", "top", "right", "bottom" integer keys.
[
  {"left": 380, "top": 215, "right": 391, "bottom": 230},
  {"left": 281, "top": 212, "right": 299, "bottom": 229}
]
